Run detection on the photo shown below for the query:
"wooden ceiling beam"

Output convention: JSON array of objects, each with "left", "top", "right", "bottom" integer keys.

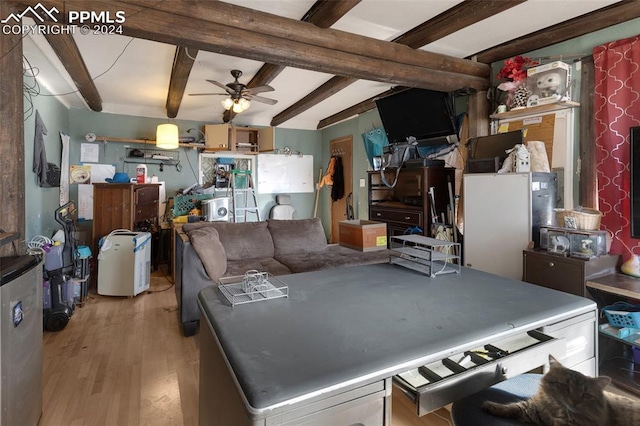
[
  {"left": 317, "top": 0, "right": 640, "bottom": 129},
  {"left": 317, "top": 87, "right": 408, "bottom": 130},
  {"left": 282, "top": 0, "right": 524, "bottom": 128},
  {"left": 313, "top": 0, "right": 526, "bottom": 129},
  {"left": 474, "top": 1, "right": 640, "bottom": 64},
  {"left": 114, "top": 0, "right": 489, "bottom": 80},
  {"left": 42, "top": 31, "right": 102, "bottom": 111},
  {"left": 271, "top": 76, "right": 357, "bottom": 127},
  {"left": 165, "top": 46, "right": 198, "bottom": 118},
  {"left": 225, "top": 0, "right": 361, "bottom": 123},
  {"left": 393, "top": 0, "right": 526, "bottom": 48},
  {"left": 301, "top": 0, "right": 362, "bottom": 28}
]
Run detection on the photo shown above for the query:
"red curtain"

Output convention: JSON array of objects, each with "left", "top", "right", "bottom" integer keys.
[{"left": 594, "top": 34, "right": 640, "bottom": 260}]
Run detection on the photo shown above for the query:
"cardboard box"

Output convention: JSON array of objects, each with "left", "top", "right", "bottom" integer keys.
[
  {"left": 339, "top": 220, "right": 387, "bottom": 252},
  {"left": 526, "top": 61, "right": 571, "bottom": 107}
]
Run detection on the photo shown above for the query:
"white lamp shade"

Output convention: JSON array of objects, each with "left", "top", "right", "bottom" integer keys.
[
  {"left": 156, "top": 123, "right": 179, "bottom": 149},
  {"left": 221, "top": 98, "right": 234, "bottom": 110},
  {"left": 238, "top": 98, "right": 251, "bottom": 111}
]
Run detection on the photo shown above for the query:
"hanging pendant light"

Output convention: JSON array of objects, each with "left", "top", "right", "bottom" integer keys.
[{"left": 156, "top": 123, "right": 179, "bottom": 149}]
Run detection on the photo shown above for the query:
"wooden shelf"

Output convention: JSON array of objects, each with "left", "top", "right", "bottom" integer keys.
[
  {"left": 587, "top": 273, "right": 640, "bottom": 300},
  {"left": 96, "top": 136, "right": 200, "bottom": 150},
  {"left": 490, "top": 101, "right": 580, "bottom": 120},
  {"left": 96, "top": 136, "right": 155, "bottom": 145}
]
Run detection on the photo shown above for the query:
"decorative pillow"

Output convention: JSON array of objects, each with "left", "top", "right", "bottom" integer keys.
[
  {"left": 268, "top": 218, "right": 328, "bottom": 257},
  {"left": 186, "top": 227, "right": 227, "bottom": 280},
  {"left": 186, "top": 221, "right": 275, "bottom": 261}
]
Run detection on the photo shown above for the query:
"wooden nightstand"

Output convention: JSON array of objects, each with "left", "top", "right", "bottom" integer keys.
[{"left": 523, "top": 249, "right": 619, "bottom": 297}]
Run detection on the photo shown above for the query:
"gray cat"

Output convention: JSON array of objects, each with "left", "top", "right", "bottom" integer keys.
[{"left": 482, "top": 355, "right": 640, "bottom": 425}]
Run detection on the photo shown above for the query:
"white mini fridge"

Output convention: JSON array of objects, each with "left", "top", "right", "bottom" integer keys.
[{"left": 98, "top": 231, "right": 151, "bottom": 296}]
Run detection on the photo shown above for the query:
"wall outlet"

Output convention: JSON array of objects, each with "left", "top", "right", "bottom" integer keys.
[{"left": 359, "top": 178, "right": 365, "bottom": 188}]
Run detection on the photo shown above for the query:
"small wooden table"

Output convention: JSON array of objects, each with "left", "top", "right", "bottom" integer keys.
[{"left": 586, "top": 273, "right": 640, "bottom": 395}]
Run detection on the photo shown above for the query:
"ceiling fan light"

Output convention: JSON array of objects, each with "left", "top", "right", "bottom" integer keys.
[
  {"left": 232, "top": 101, "right": 244, "bottom": 113},
  {"left": 221, "top": 97, "right": 234, "bottom": 110},
  {"left": 156, "top": 123, "right": 179, "bottom": 150},
  {"left": 239, "top": 98, "right": 251, "bottom": 111}
]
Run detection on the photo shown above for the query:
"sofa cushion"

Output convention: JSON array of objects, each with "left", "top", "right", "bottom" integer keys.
[
  {"left": 268, "top": 218, "right": 328, "bottom": 257},
  {"left": 224, "top": 258, "right": 291, "bottom": 278},
  {"left": 185, "top": 221, "right": 274, "bottom": 261},
  {"left": 185, "top": 227, "right": 227, "bottom": 280},
  {"left": 277, "top": 245, "right": 389, "bottom": 273}
]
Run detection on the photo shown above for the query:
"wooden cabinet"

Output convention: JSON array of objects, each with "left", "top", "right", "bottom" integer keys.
[
  {"left": 92, "top": 183, "right": 160, "bottom": 254},
  {"left": 204, "top": 124, "right": 274, "bottom": 153},
  {"left": 523, "top": 249, "right": 619, "bottom": 297},
  {"left": 368, "top": 167, "right": 455, "bottom": 242}
]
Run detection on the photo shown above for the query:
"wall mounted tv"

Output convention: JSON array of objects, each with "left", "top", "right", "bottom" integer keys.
[{"left": 375, "top": 88, "right": 458, "bottom": 146}]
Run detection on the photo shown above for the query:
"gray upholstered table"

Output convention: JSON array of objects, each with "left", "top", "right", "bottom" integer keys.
[{"left": 197, "top": 263, "right": 597, "bottom": 425}]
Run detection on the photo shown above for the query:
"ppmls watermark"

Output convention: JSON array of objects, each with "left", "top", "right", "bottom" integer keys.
[{"left": 1, "top": 3, "right": 125, "bottom": 36}]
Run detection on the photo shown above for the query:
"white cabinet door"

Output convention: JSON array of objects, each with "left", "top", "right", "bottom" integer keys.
[{"left": 463, "top": 173, "right": 532, "bottom": 281}]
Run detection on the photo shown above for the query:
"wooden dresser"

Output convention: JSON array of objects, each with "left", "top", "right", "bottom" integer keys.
[
  {"left": 92, "top": 183, "right": 160, "bottom": 255},
  {"left": 368, "top": 167, "right": 455, "bottom": 241}
]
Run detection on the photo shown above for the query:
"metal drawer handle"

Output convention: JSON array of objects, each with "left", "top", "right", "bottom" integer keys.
[
  {"left": 375, "top": 212, "right": 382, "bottom": 217},
  {"left": 548, "top": 262, "right": 555, "bottom": 267},
  {"left": 405, "top": 216, "right": 411, "bottom": 220}
]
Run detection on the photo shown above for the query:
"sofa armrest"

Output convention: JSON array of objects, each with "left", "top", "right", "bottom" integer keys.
[{"left": 175, "top": 226, "right": 228, "bottom": 336}]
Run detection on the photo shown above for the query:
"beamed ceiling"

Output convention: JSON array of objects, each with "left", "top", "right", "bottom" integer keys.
[{"left": 14, "top": 0, "right": 640, "bottom": 130}]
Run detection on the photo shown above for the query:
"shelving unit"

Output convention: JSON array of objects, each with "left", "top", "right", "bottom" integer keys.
[
  {"left": 95, "top": 135, "right": 198, "bottom": 150},
  {"left": 124, "top": 147, "right": 180, "bottom": 167},
  {"left": 204, "top": 124, "right": 274, "bottom": 153},
  {"left": 489, "top": 101, "right": 580, "bottom": 120},
  {"left": 368, "top": 167, "right": 455, "bottom": 244},
  {"left": 389, "top": 234, "right": 460, "bottom": 277},
  {"left": 586, "top": 274, "right": 640, "bottom": 395}
]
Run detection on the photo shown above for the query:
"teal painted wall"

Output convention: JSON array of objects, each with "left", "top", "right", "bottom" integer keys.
[
  {"left": 66, "top": 110, "right": 323, "bottom": 224},
  {"left": 314, "top": 109, "right": 385, "bottom": 238},
  {"left": 263, "top": 128, "right": 323, "bottom": 220},
  {"left": 24, "top": 86, "right": 69, "bottom": 242}
]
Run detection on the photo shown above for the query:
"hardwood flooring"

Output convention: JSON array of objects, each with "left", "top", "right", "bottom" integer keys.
[{"left": 40, "top": 267, "right": 452, "bottom": 425}]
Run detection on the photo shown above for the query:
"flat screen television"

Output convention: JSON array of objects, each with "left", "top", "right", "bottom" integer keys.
[
  {"left": 375, "top": 88, "right": 458, "bottom": 146},
  {"left": 631, "top": 126, "right": 640, "bottom": 238}
]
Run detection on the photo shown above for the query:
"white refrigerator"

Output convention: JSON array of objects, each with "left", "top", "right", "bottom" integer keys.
[
  {"left": 97, "top": 231, "right": 151, "bottom": 296},
  {"left": 463, "top": 173, "right": 557, "bottom": 281}
]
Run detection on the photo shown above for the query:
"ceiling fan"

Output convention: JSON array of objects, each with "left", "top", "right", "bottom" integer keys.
[{"left": 189, "top": 69, "right": 277, "bottom": 113}]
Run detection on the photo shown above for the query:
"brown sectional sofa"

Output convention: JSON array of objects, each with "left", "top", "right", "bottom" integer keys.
[{"left": 174, "top": 218, "right": 389, "bottom": 336}]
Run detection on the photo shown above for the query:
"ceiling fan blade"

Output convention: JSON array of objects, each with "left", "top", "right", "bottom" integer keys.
[
  {"left": 247, "top": 94, "right": 278, "bottom": 105},
  {"left": 206, "top": 79, "right": 234, "bottom": 94},
  {"left": 243, "top": 85, "right": 274, "bottom": 95},
  {"left": 188, "top": 93, "right": 228, "bottom": 96}
]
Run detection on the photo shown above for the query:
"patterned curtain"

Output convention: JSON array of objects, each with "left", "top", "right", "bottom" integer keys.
[{"left": 594, "top": 34, "right": 640, "bottom": 259}]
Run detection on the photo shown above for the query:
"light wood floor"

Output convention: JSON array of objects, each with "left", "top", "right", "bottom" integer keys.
[{"left": 41, "top": 267, "right": 452, "bottom": 425}]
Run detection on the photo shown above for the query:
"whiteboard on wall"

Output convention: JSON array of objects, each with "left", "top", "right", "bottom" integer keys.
[{"left": 257, "top": 154, "right": 314, "bottom": 194}]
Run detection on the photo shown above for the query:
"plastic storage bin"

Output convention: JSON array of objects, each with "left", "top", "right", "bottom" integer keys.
[{"left": 603, "top": 302, "right": 640, "bottom": 328}]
